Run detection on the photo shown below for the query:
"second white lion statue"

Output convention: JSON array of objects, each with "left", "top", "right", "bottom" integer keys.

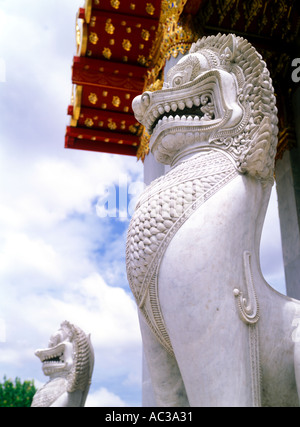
[{"left": 31, "top": 321, "right": 94, "bottom": 407}]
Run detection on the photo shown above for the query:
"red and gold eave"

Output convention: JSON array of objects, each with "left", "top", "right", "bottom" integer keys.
[{"left": 65, "top": 0, "right": 162, "bottom": 157}]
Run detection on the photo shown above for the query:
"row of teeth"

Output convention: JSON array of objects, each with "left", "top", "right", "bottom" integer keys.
[
  {"left": 42, "top": 352, "right": 64, "bottom": 364},
  {"left": 145, "top": 95, "right": 213, "bottom": 134},
  {"left": 153, "top": 115, "right": 208, "bottom": 133}
]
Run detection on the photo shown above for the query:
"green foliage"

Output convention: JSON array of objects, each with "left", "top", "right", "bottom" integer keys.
[{"left": 0, "top": 376, "right": 36, "bottom": 407}]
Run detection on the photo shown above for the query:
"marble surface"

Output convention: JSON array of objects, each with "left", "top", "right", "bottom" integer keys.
[{"left": 127, "top": 34, "right": 300, "bottom": 406}]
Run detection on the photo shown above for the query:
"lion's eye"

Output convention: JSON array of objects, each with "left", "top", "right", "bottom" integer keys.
[
  {"left": 141, "top": 92, "right": 151, "bottom": 107},
  {"left": 172, "top": 75, "right": 183, "bottom": 87}
]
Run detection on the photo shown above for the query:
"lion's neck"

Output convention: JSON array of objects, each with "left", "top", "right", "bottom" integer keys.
[
  {"left": 31, "top": 377, "right": 67, "bottom": 407},
  {"left": 170, "top": 142, "right": 227, "bottom": 169}
]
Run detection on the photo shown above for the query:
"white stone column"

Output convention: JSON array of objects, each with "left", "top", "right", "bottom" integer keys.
[
  {"left": 275, "top": 87, "right": 300, "bottom": 299},
  {"left": 143, "top": 152, "right": 166, "bottom": 186}
]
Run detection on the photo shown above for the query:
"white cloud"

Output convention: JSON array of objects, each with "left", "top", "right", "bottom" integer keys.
[
  {"left": 85, "top": 387, "right": 127, "bottom": 407},
  {"left": 0, "top": 148, "right": 142, "bottom": 227},
  {"left": 0, "top": 232, "right": 61, "bottom": 280},
  {"left": 41, "top": 273, "right": 142, "bottom": 349}
]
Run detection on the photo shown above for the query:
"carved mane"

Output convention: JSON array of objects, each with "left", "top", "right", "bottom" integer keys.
[
  {"left": 189, "top": 33, "right": 278, "bottom": 180},
  {"left": 61, "top": 321, "right": 94, "bottom": 393}
]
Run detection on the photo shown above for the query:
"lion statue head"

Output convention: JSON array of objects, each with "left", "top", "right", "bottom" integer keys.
[
  {"left": 32, "top": 321, "right": 94, "bottom": 407},
  {"left": 132, "top": 33, "right": 278, "bottom": 181}
]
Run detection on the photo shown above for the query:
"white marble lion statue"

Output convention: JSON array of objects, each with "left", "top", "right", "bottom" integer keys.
[{"left": 126, "top": 33, "right": 300, "bottom": 407}]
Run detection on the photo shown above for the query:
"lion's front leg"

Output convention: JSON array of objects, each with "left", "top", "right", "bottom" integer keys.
[{"left": 138, "top": 312, "right": 189, "bottom": 407}]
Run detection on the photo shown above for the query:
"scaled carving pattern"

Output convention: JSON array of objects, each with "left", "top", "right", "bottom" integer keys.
[
  {"left": 127, "top": 150, "right": 238, "bottom": 353},
  {"left": 127, "top": 34, "right": 300, "bottom": 407},
  {"left": 31, "top": 321, "right": 94, "bottom": 407}
]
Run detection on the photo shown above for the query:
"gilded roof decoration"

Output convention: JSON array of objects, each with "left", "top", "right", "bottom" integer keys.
[
  {"left": 66, "top": 0, "right": 162, "bottom": 156},
  {"left": 66, "top": 0, "right": 300, "bottom": 160}
]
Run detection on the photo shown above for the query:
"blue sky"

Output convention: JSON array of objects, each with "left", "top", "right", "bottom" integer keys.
[{"left": 0, "top": 0, "right": 286, "bottom": 407}]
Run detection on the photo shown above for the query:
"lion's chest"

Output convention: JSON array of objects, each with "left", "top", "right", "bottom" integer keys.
[{"left": 126, "top": 150, "right": 236, "bottom": 304}]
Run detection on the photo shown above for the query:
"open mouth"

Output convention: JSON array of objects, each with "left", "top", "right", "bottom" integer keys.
[
  {"left": 35, "top": 343, "right": 67, "bottom": 372},
  {"left": 146, "top": 93, "right": 216, "bottom": 135},
  {"left": 42, "top": 352, "right": 65, "bottom": 365},
  {"left": 135, "top": 70, "right": 239, "bottom": 137}
]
